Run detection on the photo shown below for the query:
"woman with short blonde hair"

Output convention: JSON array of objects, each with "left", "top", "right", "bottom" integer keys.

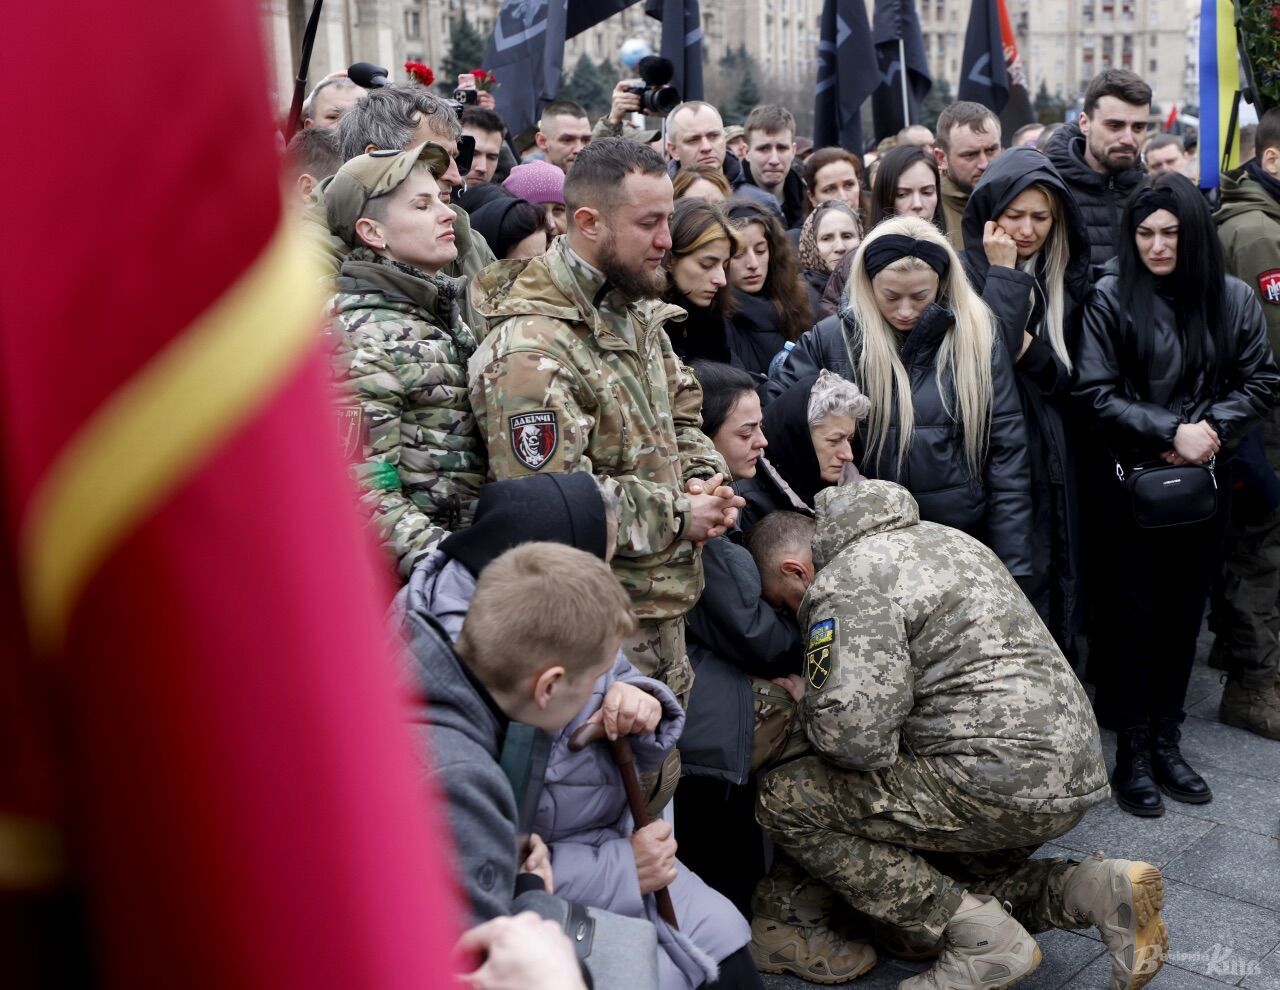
[{"left": 768, "top": 214, "right": 1032, "bottom": 582}]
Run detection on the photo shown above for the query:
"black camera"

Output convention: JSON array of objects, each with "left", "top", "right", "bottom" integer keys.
[
  {"left": 453, "top": 87, "right": 480, "bottom": 106},
  {"left": 624, "top": 56, "right": 680, "bottom": 116}
]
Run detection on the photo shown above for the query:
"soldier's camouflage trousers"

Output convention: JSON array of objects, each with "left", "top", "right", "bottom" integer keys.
[
  {"left": 1210, "top": 406, "right": 1280, "bottom": 685},
  {"left": 756, "top": 754, "right": 1085, "bottom": 949},
  {"left": 623, "top": 616, "right": 694, "bottom": 710}
]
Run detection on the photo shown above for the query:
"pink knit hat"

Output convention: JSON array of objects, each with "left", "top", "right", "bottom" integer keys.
[{"left": 502, "top": 161, "right": 565, "bottom": 206}]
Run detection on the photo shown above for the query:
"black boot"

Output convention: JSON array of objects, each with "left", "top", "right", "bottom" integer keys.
[
  {"left": 1151, "top": 719, "right": 1212, "bottom": 804},
  {"left": 1112, "top": 726, "right": 1164, "bottom": 817}
]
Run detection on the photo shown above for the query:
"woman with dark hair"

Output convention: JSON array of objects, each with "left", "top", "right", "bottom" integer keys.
[
  {"left": 662, "top": 198, "right": 741, "bottom": 364},
  {"left": 961, "top": 148, "right": 1092, "bottom": 657},
  {"left": 467, "top": 197, "right": 549, "bottom": 260},
  {"left": 803, "top": 147, "right": 865, "bottom": 220},
  {"left": 725, "top": 201, "right": 813, "bottom": 377},
  {"left": 868, "top": 144, "right": 945, "bottom": 232},
  {"left": 1074, "top": 172, "right": 1280, "bottom": 817}
]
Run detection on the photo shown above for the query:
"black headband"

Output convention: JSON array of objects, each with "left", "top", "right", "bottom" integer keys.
[
  {"left": 1131, "top": 187, "right": 1180, "bottom": 227},
  {"left": 863, "top": 234, "right": 951, "bottom": 280}
]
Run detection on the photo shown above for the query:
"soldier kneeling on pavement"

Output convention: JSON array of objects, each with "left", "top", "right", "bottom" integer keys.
[{"left": 745, "top": 477, "right": 1169, "bottom": 990}]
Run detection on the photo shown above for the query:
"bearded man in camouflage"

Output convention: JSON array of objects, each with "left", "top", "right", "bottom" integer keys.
[
  {"left": 469, "top": 138, "right": 741, "bottom": 710},
  {"left": 326, "top": 142, "right": 485, "bottom": 580},
  {"left": 747, "top": 479, "right": 1169, "bottom": 990}
]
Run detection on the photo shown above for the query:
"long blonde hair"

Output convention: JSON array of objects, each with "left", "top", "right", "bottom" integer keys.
[
  {"left": 1015, "top": 183, "right": 1072, "bottom": 372},
  {"left": 844, "top": 215, "right": 996, "bottom": 475}
]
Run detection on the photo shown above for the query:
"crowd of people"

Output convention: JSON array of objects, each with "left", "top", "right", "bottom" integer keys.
[{"left": 286, "top": 64, "right": 1280, "bottom": 989}]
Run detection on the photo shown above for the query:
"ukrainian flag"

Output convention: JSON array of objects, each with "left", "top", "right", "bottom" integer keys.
[{"left": 1198, "top": 0, "right": 1241, "bottom": 188}]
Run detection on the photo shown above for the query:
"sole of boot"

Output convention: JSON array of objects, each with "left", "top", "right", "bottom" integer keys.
[
  {"left": 752, "top": 951, "right": 877, "bottom": 985},
  {"left": 1218, "top": 709, "right": 1280, "bottom": 742},
  {"left": 1157, "top": 783, "right": 1213, "bottom": 805},
  {"left": 1121, "top": 863, "right": 1168, "bottom": 990},
  {"left": 1114, "top": 794, "right": 1165, "bottom": 817}
]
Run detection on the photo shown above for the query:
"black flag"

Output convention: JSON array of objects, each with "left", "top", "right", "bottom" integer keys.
[
  {"left": 813, "top": 0, "right": 880, "bottom": 154},
  {"left": 870, "top": 0, "right": 932, "bottom": 141},
  {"left": 486, "top": 0, "right": 638, "bottom": 137},
  {"left": 958, "top": 0, "right": 1035, "bottom": 140},
  {"left": 646, "top": 0, "right": 704, "bottom": 101}
]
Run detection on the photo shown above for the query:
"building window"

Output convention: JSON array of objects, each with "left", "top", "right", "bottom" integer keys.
[
  {"left": 405, "top": 9, "right": 421, "bottom": 39},
  {"left": 1150, "top": 32, "right": 1158, "bottom": 45},
  {"left": 1149, "top": 58, "right": 1158, "bottom": 72}
]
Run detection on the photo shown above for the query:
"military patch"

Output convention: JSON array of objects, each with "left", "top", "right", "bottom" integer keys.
[
  {"left": 805, "top": 618, "right": 835, "bottom": 690},
  {"left": 337, "top": 405, "right": 366, "bottom": 460},
  {"left": 1259, "top": 269, "right": 1280, "bottom": 306},
  {"left": 509, "top": 410, "right": 558, "bottom": 470}
]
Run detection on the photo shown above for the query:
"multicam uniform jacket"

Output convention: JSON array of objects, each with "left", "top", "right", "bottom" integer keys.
[
  {"left": 331, "top": 246, "right": 486, "bottom": 579},
  {"left": 800, "top": 481, "right": 1108, "bottom": 815},
  {"left": 468, "top": 237, "right": 728, "bottom": 620}
]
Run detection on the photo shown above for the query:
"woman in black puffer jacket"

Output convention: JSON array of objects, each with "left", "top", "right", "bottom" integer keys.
[
  {"left": 1073, "top": 172, "right": 1280, "bottom": 818},
  {"left": 767, "top": 214, "right": 1033, "bottom": 585},
  {"left": 961, "top": 148, "right": 1091, "bottom": 659}
]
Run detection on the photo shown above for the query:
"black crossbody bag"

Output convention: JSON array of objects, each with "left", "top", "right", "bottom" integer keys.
[{"left": 1114, "top": 456, "right": 1218, "bottom": 528}]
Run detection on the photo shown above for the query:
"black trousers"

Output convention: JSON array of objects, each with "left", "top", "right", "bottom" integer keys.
[{"left": 1091, "top": 466, "right": 1232, "bottom": 728}]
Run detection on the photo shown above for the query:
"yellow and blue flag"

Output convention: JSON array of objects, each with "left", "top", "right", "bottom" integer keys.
[{"left": 1198, "top": 0, "right": 1241, "bottom": 188}]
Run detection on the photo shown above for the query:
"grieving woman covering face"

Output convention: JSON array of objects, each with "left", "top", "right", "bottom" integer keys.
[
  {"left": 1073, "top": 172, "right": 1280, "bottom": 818},
  {"left": 768, "top": 215, "right": 1033, "bottom": 585},
  {"left": 961, "top": 148, "right": 1092, "bottom": 657}
]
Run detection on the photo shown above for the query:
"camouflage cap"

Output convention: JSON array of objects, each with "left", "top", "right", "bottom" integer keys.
[
  {"left": 326, "top": 141, "right": 452, "bottom": 247},
  {"left": 724, "top": 125, "right": 746, "bottom": 142}
]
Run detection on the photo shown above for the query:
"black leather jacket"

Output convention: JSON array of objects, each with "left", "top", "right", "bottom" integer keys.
[
  {"left": 767, "top": 306, "right": 1033, "bottom": 579},
  {"left": 1073, "top": 264, "right": 1280, "bottom": 463}
]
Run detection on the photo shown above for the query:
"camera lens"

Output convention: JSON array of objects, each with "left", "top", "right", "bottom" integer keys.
[{"left": 647, "top": 86, "right": 681, "bottom": 116}]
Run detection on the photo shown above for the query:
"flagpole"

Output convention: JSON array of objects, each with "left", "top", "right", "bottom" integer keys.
[{"left": 898, "top": 36, "right": 910, "bottom": 125}]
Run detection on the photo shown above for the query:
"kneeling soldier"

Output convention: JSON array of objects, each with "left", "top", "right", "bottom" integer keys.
[{"left": 747, "top": 480, "right": 1168, "bottom": 990}]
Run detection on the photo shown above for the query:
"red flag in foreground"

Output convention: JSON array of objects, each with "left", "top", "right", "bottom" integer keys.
[
  {"left": 1164, "top": 104, "right": 1180, "bottom": 132},
  {"left": 1, "top": 1, "right": 460, "bottom": 984}
]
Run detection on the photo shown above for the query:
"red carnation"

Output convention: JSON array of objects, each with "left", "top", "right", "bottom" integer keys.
[
  {"left": 1270, "top": 4, "right": 1280, "bottom": 31},
  {"left": 404, "top": 61, "right": 435, "bottom": 87},
  {"left": 469, "top": 67, "right": 499, "bottom": 91}
]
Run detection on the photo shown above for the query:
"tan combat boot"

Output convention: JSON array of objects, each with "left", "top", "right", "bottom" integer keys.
[
  {"left": 1219, "top": 677, "right": 1280, "bottom": 740},
  {"left": 1062, "top": 855, "right": 1167, "bottom": 990},
  {"left": 750, "top": 915, "right": 877, "bottom": 984},
  {"left": 898, "top": 897, "right": 1040, "bottom": 990}
]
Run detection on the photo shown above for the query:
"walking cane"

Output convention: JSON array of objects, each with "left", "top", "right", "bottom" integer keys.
[{"left": 569, "top": 721, "right": 679, "bottom": 930}]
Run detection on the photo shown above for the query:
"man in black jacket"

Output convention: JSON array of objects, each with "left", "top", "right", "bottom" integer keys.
[
  {"left": 740, "top": 105, "right": 808, "bottom": 229},
  {"left": 1044, "top": 69, "right": 1150, "bottom": 267}
]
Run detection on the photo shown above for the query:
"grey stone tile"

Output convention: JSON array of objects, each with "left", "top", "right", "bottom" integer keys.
[
  {"left": 1184, "top": 663, "right": 1227, "bottom": 712},
  {"left": 1020, "top": 929, "right": 1107, "bottom": 989},
  {"left": 1181, "top": 766, "right": 1280, "bottom": 838},
  {"left": 1051, "top": 797, "right": 1217, "bottom": 869},
  {"left": 1159, "top": 879, "right": 1280, "bottom": 984},
  {"left": 1242, "top": 945, "right": 1280, "bottom": 990},
  {"left": 1176, "top": 716, "right": 1280, "bottom": 784},
  {"left": 1164, "top": 827, "right": 1280, "bottom": 912},
  {"left": 1067, "top": 954, "right": 1239, "bottom": 988},
  {"left": 761, "top": 954, "right": 919, "bottom": 990}
]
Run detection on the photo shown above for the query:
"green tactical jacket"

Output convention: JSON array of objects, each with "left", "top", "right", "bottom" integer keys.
[
  {"left": 468, "top": 237, "right": 728, "bottom": 620},
  {"left": 800, "top": 481, "right": 1109, "bottom": 814},
  {"left": 1215, "top": 171, "right": 1280, "bottom": 360},
  {"left": 332, "top": 247, "right": 485, "bottom": 579}
]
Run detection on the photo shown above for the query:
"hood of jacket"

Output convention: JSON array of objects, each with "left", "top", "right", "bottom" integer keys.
[
  {"left": 471, "top": 238, "right": 686, "bottom": 344},
  {"left": 762, "top": 374, "right": 826, "bottom": 507},
  {"left": 1215, "top": 169, "right": 1280, "bottom": 226},
  {"left": 438, "top": 473, "right": 608, "bottom": 577},
  {"left": 335, "top": 245, "right": 464, "bottom": 323},
  {"left": 961, "top": 147, "right": 1091, "bottom": 293},
  {"left": 811, "top": 481, "right": 920, "bottom": 570}
]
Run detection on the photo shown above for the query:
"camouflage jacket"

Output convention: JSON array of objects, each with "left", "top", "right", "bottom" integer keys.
[
  {"left": 800, "top": 481, "right": 1108, "bottom": 814},
  {"left": 302, "top": 177, "right": 497, "bottom": 334},
  {"left": 332, "top": 247, "right": 485, "bottom": 579},
  {"left": 469, "top": 237, "right": 728, "bottom": 620}
]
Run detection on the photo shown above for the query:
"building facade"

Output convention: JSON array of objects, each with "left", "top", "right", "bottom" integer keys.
[{"left": 260, "top": 0, "right": 1198, "bottom": 117}]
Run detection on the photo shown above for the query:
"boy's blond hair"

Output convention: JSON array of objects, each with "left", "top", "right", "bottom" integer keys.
[{"left": 457, "top": 543, "right": 635, "bottom": 692}]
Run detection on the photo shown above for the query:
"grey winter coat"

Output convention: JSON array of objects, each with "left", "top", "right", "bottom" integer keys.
[{"left": 536, "top": 662, "right": 751, "bottom": 989}]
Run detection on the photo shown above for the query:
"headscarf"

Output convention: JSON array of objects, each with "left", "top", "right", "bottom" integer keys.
[
  {"left": 797, "top": 200, "right": 861, "bottom": 277},
  {"left": 761, "top": 375, "right": 826, "bottom": 507}
]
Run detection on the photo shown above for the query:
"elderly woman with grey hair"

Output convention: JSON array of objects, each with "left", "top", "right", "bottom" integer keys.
[{"left": 736, "top": 369, "right": 872, "bottom": 533}]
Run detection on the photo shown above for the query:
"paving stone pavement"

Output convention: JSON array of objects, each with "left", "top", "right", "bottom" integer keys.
[{"left": 760, "top": 646, "right": 1280, "bottom": 990}]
